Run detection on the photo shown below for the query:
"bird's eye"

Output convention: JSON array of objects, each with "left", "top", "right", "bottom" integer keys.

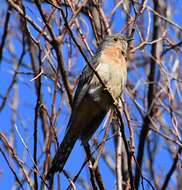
[{"left": 114, "top": 38, "right": 118, "bottom": 42}]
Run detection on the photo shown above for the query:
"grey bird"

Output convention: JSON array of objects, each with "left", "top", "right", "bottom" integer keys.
[{"left": 46, "top": 34, "right": 128, "bottom": 179}]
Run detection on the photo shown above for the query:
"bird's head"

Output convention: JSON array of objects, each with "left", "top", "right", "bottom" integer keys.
[{"left": 100, "top": 34, "right": 129, "bottom": 56}]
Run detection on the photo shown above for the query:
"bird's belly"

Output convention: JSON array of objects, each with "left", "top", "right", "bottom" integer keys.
[{"left": 88, "top": 62, "right": 126, "bottom": 110}]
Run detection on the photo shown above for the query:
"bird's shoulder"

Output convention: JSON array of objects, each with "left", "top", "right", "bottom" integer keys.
[{"left": 72, "top": 53, "right": 100, "bottom": 107}]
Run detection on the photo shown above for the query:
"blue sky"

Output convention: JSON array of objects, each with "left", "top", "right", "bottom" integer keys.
[{"left": 0, "top": 0, "right": 182, "bottom": 189}]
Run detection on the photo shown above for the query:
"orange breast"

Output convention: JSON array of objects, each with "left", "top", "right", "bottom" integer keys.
[{"left": 101, "top": 47, "right": 126, "bottom": 65}]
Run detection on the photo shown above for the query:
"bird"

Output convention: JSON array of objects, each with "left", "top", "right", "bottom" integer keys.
[{"left": 46, "top": 34, "right": 128, "bottom": 179}]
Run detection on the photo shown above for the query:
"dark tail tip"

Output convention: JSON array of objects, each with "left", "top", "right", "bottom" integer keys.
[
  {"left": 45, "top": 171, "right": 52, "bottom": 181},
  {"left": 45, "top": 171, "right": 54, "bottom": 189}
]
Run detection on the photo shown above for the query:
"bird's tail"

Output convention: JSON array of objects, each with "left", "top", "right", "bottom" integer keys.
[{"left": 46, "top": 129, "right": 77, "bottom": 180}]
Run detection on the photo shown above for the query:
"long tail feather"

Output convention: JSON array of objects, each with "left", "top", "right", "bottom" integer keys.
[{"left": 46, "top": 130, "right": 77, "bottom": 180}]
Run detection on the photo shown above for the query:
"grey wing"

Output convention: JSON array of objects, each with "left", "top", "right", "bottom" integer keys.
[
  {"left": 72, "top": 59, "right": 99, "bottom": 108},
  {"left": 64, "top": 56, "right": 100, "bottom": 134}
]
